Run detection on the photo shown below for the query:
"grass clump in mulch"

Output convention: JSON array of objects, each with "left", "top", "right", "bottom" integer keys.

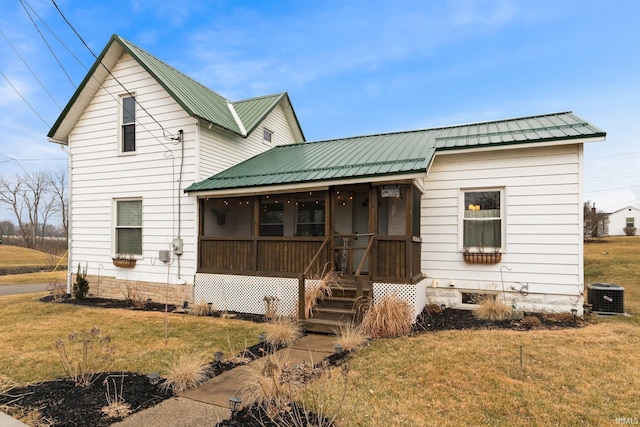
[
  {"left": 160, "top": 352, "right": 213, "bottom": 393},
  {"left": 361, "top": 293, "right": 413, "bottom": 338},
  {"left": 474, "top": 297, "right": 513, "bottom": 321}
]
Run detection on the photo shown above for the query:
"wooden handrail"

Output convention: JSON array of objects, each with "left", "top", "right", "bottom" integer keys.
[
  {"left": 354, "top": 235, "right": 375, "bottom": 277},
  {"left": 302, "top": 235, "right": 331, "bottom": 276}
]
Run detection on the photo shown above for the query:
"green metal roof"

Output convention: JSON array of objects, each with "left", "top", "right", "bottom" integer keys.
[
  {"left": 185, "top": 111, "right": 605, "bottom": 193},
  {"left": 48, "top": 35, "right": 300, "bottom": 141}
]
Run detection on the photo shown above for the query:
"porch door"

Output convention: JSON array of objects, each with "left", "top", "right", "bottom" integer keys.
[{"left": 352, "top": 191, "right": 370, "bottom": 273}]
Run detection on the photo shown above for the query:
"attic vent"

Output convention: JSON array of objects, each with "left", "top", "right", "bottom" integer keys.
[{"left": 588, "top": 283, "right": 624, "bottom": 314}]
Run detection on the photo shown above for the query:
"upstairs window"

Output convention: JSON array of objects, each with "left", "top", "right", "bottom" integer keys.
[
  {"left": 115, "top": 199, "right": 142, "bottom": 255},
  {"left": 462, "top": 189, "right": 503, "bottom": 249},
  {"left": 121, "top": 96, "right": 136, "bottom": 153}
]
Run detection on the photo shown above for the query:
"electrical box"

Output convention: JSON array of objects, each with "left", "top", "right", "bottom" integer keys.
[
  {"left": 173, "top": 237, "right": 183, "bottom": 256},
  {"left": 159, "top": 250, "right": 170, "bottom": 263}
]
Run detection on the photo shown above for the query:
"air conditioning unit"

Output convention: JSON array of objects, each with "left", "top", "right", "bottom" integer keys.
[{"left": 587, "top": 283, "right": 624, "bottom": 314}]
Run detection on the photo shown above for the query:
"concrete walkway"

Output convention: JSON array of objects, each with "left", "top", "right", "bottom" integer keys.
[{"left": 111, "top": 334, "right": 336, "bottom": 427}]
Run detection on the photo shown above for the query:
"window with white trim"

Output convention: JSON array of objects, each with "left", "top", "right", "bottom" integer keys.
[
  {"left": 626, "top": 217, "right": 635, "bottom": 228},
  {"left": 115, "top": 199, "right": 142, "bottom": 255},
  {"left": 462, "top": 189, "right": 504, "bottom": 249},
  {"left": 121, "top": 96, "right": 136, "bottom": 153}
]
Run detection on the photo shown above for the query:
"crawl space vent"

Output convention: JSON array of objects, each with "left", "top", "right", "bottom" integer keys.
[{"left": 587, "top": 283, "right": 624, "bottom": 314}]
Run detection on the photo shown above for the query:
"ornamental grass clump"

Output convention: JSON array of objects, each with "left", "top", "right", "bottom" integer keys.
[
  {"left": 304, "top": 267, "right": 341, "bottom": 318},
  {"left": 265, "top": 316, "right": 303, "bottom": 347},
  {"left": 160, "top": 352, "right": 212, "bottom": 392},
  {"left": 189, "top": 299, "right": 213, "bottom": 316},
  {"left": 361, "top": 294, "right": 413, "bottom": 338},
  {"left": 474, "top": 297, "right": 512, "bottom": 321},
  {"left": 333, "top": 322, "right": 369, "bottom": 352}
]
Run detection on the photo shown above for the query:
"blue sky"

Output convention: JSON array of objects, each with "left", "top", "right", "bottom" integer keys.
[{"left": 0, "top": 0, "right": 638, "bottom": 216}]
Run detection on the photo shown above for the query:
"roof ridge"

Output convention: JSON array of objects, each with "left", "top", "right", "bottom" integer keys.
[{"left": 116, "top": 35, "right": 231, "bottom": 105}]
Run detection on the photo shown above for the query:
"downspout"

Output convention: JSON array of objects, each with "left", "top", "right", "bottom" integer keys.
[{"left": 63, "top": 136, "right": 72, "bottom": 295}]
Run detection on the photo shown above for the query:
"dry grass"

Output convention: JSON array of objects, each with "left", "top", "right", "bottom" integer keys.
[
  {"left": 306, "top": 237, "right": 640, "bottom": 426},
  {"left": 0, "top": 293, "right": 264, "bottom": 384},
  {"left": 361, "top": 294, "right": 413, "bottom": 338},
  {"left": 474, "top": 297, "right": 512, "bottom": 320},
  {"left": 188, "top": 299, "right": 213, "bottom": 316},
  {"left": 159, "top": 352, "right": 213, "bottom": 392},
  {"left": 101, "top": 374, "right": 132, "bottom": 419},
  {"left": 304, "top": 268, "right": 341, "bottom": 318},
  {"left": 0, "top": 245, "right": 65, "bottom": 267},
  {"left": 0, "top": 271, "right": 67, "bottom": 285},
  {"left": 265, "top": 316, "right": 302, "bottom": 347},
  {"left": 333, "top": 322, "right": 368, "bottom": 352}
]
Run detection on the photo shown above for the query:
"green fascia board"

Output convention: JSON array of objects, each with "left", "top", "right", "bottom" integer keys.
[{"left": 185, "top": 111, "right": 605, "bottom": 193}]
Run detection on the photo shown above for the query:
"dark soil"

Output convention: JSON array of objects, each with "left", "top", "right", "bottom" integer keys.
[
  {"left": 1, "top": 297, "right": 587, "bottom": 426},
  {"left": 0, "top": 372, "right": 170, "bottom": 427}
]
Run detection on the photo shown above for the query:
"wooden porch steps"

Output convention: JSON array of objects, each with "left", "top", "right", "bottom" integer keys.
[{"left": 301, "top": 279, "right": 372, "bottom": 334}]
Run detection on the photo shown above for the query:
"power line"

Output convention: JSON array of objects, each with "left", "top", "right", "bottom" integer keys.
[
  {"left": 51, "top": 0, "right": 179, "bottom": 145},
  {"left": 19, "top": 0, "right": 76, "bottom": 88},
  {"left": 0, "top": 70, "right": 50, "bottom": 127},
  {"left": 22, "top": 0, "right": 88, "bottom": 71},
  {"left": 0, "top": 29, "right": 62, "bottom": 109}
]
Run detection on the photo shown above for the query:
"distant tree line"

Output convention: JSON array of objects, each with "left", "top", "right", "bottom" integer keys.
[{"left": 0, "top": 167, "right": 68, "bottom": 251}]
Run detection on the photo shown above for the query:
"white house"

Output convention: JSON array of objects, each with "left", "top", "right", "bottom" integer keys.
[
  {"left": 607, "top": 206, "right": 640, "bottom": 236},
  {"left": 49, "top": 35, "right": 606, "bottom": 330}
]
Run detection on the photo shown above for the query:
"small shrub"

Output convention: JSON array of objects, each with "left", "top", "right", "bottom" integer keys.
[
  {"left": 101, "top": 374, "right": 131, "bottom": 419},
  {"left": 160, "top": 352, "right": 212, "bottom": 392},
  {"left": 361, "top": 294, "right": 413, "bottom": 338},
  {"left": 47, "top": 280, "right": 67, "bottom": 301},
  {"left": 189, "top": 300, "right": 213, "bottom": 316},
  {"left": 474, "top": 297, "right": 512, "bottom": 321},
  {"left": 264, "top": 295, "right": 280, "bottom": 321},
  {"left": 239, "top": 351, "right": 348, "bottom": 425},
  {"left": 55, "top": 327, "right": 115, "bottom": 387},
  {"left": 623, "top": 226, "right": 637, "bottom": 236},
  {"left": 266, "top": 316, "right": 302, "bottom": 347},
  {"left": 119, "top": 283, "right": 145, "bottom": 308},
  {"left": 333, "top": 322, "right": 368, "bottom": 352},
  {"left": 72, "top": 263, "right": 89, "bottom": 300}
]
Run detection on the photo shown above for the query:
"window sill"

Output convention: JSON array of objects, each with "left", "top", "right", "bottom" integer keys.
[{"left": 463, "top": 252, "right": 502, "bottom": 264}]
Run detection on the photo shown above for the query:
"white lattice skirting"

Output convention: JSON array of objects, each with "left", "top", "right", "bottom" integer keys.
[{"left": 195, "top": 273, "right": 428, "bottom": 321}]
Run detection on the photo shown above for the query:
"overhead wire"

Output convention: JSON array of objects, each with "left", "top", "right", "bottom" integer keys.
[
  {"left": 0, "top": 70, "right": 50, "bottom": 128},
  {"left": 19, "top": 0, "right": 76, "bottom": 88},
  {"left": 51, "top": 0, "right": 180, "bottom": 144},
  {"left": 22, "top": 0, "right": 88, "bottom": 71},
  {"left": 0, "top": 29, "right": 62, "bottom": 110}
]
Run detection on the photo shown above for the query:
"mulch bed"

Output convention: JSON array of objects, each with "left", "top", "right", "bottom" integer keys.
[{"left": 0, "top": 297, "right": 588, "bottom": 426}]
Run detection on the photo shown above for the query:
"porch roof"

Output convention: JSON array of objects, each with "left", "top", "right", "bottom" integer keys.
[{"left": 185, "top": 111, "right": 605, "bottom": 192}]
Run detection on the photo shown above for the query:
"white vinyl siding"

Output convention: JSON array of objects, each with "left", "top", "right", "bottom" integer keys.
[
  {"left": 68, "top": 53, "right": 197, "bottom": 284},
  {"left": 422, "top": 143, "right": 583, "bottom": 296}
]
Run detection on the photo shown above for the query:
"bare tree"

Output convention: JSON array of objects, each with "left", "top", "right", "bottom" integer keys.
[
  {"left": 0, "top": 175, "right": 28, "bottom": 246},
  {"left": 22, "top": 171, "right": 50, "bottom": 248},
  {"left": 584, "top": 201, "right": 608, "bottom": 238},
  {"left": 48, "top": 166, "right": 68, "bottom": 237}
]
